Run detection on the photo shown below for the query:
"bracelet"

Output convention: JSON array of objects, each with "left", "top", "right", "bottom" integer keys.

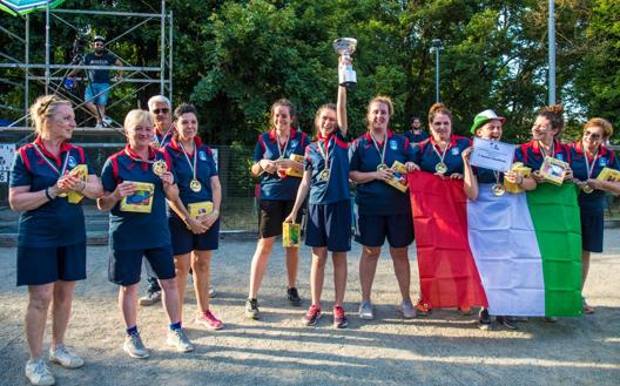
[{"left": 45, "top": 187, "right": 54, "bottom": 201}]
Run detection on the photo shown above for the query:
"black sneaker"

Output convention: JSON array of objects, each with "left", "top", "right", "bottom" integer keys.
[
  {"left": 478, "top": 308, "right": 491, "bottom": 330},
  {"left": 497, "top": 316, "right": 517, "bottom": 330},
  {"left": 245, "top": 298, "right": 260, "bottom": 320},
  {"left": 287, "top": 287, "right": 302, "bottom": 307}
]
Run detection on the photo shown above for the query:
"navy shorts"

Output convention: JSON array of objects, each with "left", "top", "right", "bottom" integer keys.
[
  {"left": 580, "top": 208, "right": 604, "bottom": 253},
  {"left": 306, "top": 200, "right": 352, "bottom": 252},
  {"left": 108, "top": 245, "right": 175, "bottom": 286},
  {"left": 259, "top": 200, "right": 301, "bottom": 238},
  {"left": 169, "top": 216, "right": 220, "bottom": 255},
  {"left": 355, "top": 212, "right": 414, "bottom": 248},
  {"left": 17, "top": 242, "right": 86, "bottom": 286}
]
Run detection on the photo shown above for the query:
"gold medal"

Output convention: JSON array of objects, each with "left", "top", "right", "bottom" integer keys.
[
  {"left": 319, "top": 169, "right": 330, "bottom": 182},
  {"left": 435, "top": 162, "right": 448, "bottom": 174},
  {"left": 377, "top": 163, "right": 389, "bottom": 171},
  {"left": 582, "top": 184, "right": 594, "bottom": 194},
  {"left": 492, "top": 183, "right": 506, "bottom": 196},
  {"left": 190, "top": 179, "right": 202, "bottom": 192},
  {"left": 152, "top": 160, "right": 167, "bottom": 176}
]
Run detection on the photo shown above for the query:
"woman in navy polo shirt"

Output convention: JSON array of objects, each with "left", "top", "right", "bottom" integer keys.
[
  {"left": 514, "top": 104, "right": 572, "bottom": 177},
  {"left": 98, "top": 109, "right": 193, "bottom": 359},
  {"left": 349, "top": 96, "right": 419, "bottom": 321},
  {"left": 245, "top": 99, "right": 309, "bottom": 319},
  {"left": 285, "top": 81, "right": 351, "bottom": 328},
  {"left": 163, "top": 103, "right": 223, "bottom": 330},
  {"left": 9, "top": 95, "right": 103, "bottom": 386},
  {"left": 410, "top": 103, "right": 471, "bottom": 315},
  {"left": 568, "top": 118, "right": 620, "bottom": 314},
  {"left": 462, "top": 109, "right": 537, "bottom": 330}
]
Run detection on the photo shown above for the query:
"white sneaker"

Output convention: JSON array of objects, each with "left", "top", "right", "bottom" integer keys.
[
  {"left": 123, "top": 333, "right": 149, "bottom": 359},
  {"left": 358, "top": 301, "right": 374, "bottom": 320},
  {"left": 102, "top": 116, "right": 113, "bottom": 125},
  {"left": 166, "top": 328, "right": 194, "bottom": 353},
  {"left": 399, "top": 299, "right": 417, "bottom": 319},
  {"left": 25, "top": 358, "right": 55, "bottom": 386},
  {"left": 209, "top": 285, "right": 216, "bottom": 298},
  {"left": 94, "top": 122, "right": 104, "bottom": 129},
  {"left": 49, "top": 345, "right": 84, "bottom": 368}
]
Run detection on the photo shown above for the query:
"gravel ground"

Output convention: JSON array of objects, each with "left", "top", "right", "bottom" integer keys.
[{"left": 0, "top": 231, "right": 619, "bottom": 386}]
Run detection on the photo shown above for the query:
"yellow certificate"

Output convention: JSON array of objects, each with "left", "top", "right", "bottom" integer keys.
[
  {"left": 596, "top": 167, "right": 620, "bottom": 182},
  {"left": 188, "top": 201, "right": 214, "bottom": 220},
  {"left": 282, "top": 222, "right": 300, "bottom": 248},
  {"left": 285, "top": 154, "right": 305, "bottom": 178},
  {"left": 120, "top": 182, "right": 155, "bottom": 213}
]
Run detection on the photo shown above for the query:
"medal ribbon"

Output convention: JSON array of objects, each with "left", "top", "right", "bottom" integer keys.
[
  {"left": 276, "top": 134, "right": 290, "bottom": 160},
  {"left": 538, "top": 141, "right": 555, "bottom": 159},
  {"left": 316, "top": 137, "right": 331, "bottom": 175},
  {"left": 123, "top": 148, "right": 158, "bottom": 164},
  {"left": 33, "top": 144, "right": 70, "bottom": 176},
  {"left": 431, "top": 142, "right": 449, "bottom": 166},
  {"left": 583, "top": 150, "right": 600, "bottom": 180},
  {"left": 370, "top": 132, "right": 388, "bottom": 167},
  {"left": 179, "top": 141, "right": 198, "bottom": 184}
]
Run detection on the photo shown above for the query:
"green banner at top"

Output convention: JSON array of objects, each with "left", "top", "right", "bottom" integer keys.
[{"left": 0, "top": 0, "right": 65, "bottom": 16}]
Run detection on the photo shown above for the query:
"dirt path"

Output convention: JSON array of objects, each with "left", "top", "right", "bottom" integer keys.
[{"left": 1, "top": 231, "right": 619, "bottom": 385}]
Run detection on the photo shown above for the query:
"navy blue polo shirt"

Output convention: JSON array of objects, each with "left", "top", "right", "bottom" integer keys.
[
  {"left": 411, "top": 135, "right": 471, "bottom": 175},
  {"left": 10, "top": 137, "right": 93, "bottom": 247},
  {"left": 473, "top": 167, "right": 504, "bottom": 184},
  {"left": 100, "top": 145, "right": 172, "bottom": 250},
  {"left": 164, "top": 136, "right": 218, "bottom": 217},
  {"left": 349, "top": 130, "right": 414, "bottom": 215},
  {"left": 253, "top": 128, "right": 310, "bottom": 201},
  {"left": 304, "top": 130, "right": 350, "bottom": 205},
  {"left": 404, "top": 130, "right": 429, "bottom": 144},
  {"left": 569, "top": 141, "right": 620, "bottom": 210},
  {"left": 514, "top": 139, "right": 570, "bottom": 171}
]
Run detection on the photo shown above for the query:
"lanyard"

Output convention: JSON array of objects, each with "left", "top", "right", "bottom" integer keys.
[
  {"left": 432, "top": 142, "right": 449, "bottom": 164},
  {"left": 316, "top": 137, "right": 331, "bottom": 172},
  {"left": 538, "top": 141, "right": 555, "bottom": 158},
  {"left": 276, "top": 135, "right": 290, "bottom": 159},
  {"left": 179, "top": 141, "right": 198, "bottom": 182},
  {"left": 583, "top": 150, "right": 600, "bottom": 180},
  {"left": 370, "top": 132, "right": 387, "bottom": 166},
  {"left": 33, "top": 144, "right": 70, "bottom": 176}
]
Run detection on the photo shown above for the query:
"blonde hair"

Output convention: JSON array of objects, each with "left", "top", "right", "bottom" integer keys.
[
  {"left": 30, "top": 95, "right": 72, "bottom": 136},
  {"left": 428, "top": 103, "right": 452, "bottom": 125},
  {"left": 124, "top": 109, "right": 153, "bottom": 133},
  {"left": 366, "top": 96, "right": 393, "bottom": 130},
  {"left": 584, "top": 117, "right": 613, "bottom": 139}
]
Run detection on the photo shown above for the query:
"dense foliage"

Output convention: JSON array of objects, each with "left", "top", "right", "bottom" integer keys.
[{"left": 1, "top": 0, "right": 618, "bottom": 144}]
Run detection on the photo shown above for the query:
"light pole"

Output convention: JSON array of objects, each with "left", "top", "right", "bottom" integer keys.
[
  {"left": 430, "top": 39, "right": 444, "bottom": 103},
  {"left": 548, "top": 0, "right": 556, "bottom": 105}
]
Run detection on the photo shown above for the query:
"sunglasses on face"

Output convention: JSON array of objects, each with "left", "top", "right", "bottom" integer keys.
[
  {"left": 153, "top": 108, "right": 170, "bottom": 115},
  {"left": 583, "top": 131, "right": 601, "bottom": 140}
]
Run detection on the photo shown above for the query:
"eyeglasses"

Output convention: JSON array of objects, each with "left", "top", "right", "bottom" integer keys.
[
  {"left": 153, "top": 108, "right": 170, "bottom": 115},
  {"left": 583, "top": 131, "right": 601, "bottom": 140}
]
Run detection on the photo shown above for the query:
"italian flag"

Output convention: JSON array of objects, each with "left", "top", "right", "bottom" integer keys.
[{"left": 408, "top": 171, "right": 583, "bottom": 317}]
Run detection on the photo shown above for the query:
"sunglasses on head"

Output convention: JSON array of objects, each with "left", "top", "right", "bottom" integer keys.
[
  {"left": 583, "top": 131, "right": 601, "bottom": 140},
  {"left": 153, "top": 108, "right": 169, "bottom": 114}
]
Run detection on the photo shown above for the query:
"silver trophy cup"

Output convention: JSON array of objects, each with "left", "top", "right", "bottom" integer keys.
[{"left": 333, "top": 37, "right": 357, "bottom": 88}]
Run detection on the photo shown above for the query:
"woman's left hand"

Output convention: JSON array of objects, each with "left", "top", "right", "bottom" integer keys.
[
  {"left": 201, "top": 210, "right": 219, "bottom": 229},
  {"left": 586, "top": 178, "right": 604, "bottom": 191},
  {"left": 563, "top": 167, "right": 574, "bottom": 181},
  {"left": 450, "top": 173, "right": 464, "bottom": 180},
  {"left": 160, "top": 171, "right": 174, "bottom": 186},
  {"left": 405, "top": 162, "right": 420, "bottom": 172},
  {"left": 57, "top": 174, "right": 84, "bottom": 192}
]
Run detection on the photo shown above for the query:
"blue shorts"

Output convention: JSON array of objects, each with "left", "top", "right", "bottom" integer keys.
[
  {"left": 84, "top": 82, "right": 110, "bottom": 106},
  {"left": 108, "top": 245, "right": 175, "bottom": 286},
  {"left": 17, "top": 242, "right": 86, "bottom": 286},
  {"left": 169, "top": 216, "right": 219, "bottom": 255},
  {"left": 355, "top": 212, "right": 414, "bottom": 248},
  {"left": 305, "top": 200, "right": 351, "bottom": 252},
  {"left": 580, "top": 208, "right": 603, "bottom": 253}
]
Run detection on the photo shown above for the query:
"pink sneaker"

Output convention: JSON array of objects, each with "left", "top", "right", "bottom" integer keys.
[{"left": 196, "top": 309, "right": 224, "bottom": 330}]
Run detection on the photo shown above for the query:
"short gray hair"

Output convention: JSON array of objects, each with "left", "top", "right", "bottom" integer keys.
[{"left": 147, "top": 95, "right": 171, "bottom": 112}]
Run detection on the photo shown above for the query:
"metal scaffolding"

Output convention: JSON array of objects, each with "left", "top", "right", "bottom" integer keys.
[{"left": 0, "top": 1, "right": 173, "bottom": 137}]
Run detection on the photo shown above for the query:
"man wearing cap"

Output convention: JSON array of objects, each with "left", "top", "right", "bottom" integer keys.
[{"left": 71, "top": 36, "right": 122, "bottom": 128}]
